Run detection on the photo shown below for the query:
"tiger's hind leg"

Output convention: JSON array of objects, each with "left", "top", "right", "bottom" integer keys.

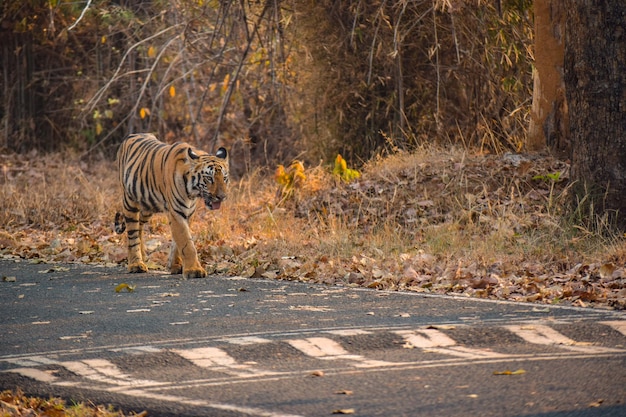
[
  {"left": 139, "top": 212, "right": 151, "bottom": 262},
  {"left": 123, "top": 207, "right": 149, "bottom": 273}
]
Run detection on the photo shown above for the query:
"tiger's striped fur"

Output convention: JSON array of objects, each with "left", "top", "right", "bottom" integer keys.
[{"left": 115, "top": 133, "right": 229, "bottom": 278}]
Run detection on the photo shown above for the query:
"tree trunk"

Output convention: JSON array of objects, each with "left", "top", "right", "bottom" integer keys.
[
  {"left": 528, "top": 0, "right": 569, "bottom": 156},
  {"left": 564, "top": 1, "right": 626, "bottom": 230}
]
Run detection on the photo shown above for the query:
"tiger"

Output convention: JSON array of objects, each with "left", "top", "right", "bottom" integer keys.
[{"left": 114, "top": 133, "right": 229, "bottom": 279}]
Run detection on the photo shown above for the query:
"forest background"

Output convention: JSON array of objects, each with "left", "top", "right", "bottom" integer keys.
[
  {"left": 2, "top": 0, "right": 534, "bottom": 170},
  {"left": 0, "top": 0, "right": 625, "bottom": 309}
]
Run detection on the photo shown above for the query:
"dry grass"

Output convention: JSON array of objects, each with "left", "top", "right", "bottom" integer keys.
[
  {"left": 0, "top": 147, "right": 624, "bottom": 309},
  {"left": 0, "top": 389, "right": 143, "bottom": 417}
]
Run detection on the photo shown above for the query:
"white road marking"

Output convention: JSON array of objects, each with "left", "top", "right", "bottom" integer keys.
[
  {"left": 504, "top": 324, "right": 622, "bottom": 353},
  {"left": 286, "top": 337, "right": 400, "bottom": 367},
  {"left": 58, "top": 359, "right": 163, "bottom": 387},
  {"left": 171, "top": 347, "right": 276, "bottom": 377},
  {"left": 394, "top": 329, "right": 507, "bottom": 359},
  {"left": 101, "top": 387, "right": 305, "bottom": 417},
  {"left": 109, "top": 345, "right": 162, "bottom": 354},
  {"left": 221, "top": 336, "right": 273, "bottom": 345},
  {"left": 3, "top": 357, "right": 164, "bottom": 388},
  {"left": 600, "top": 320, "right": 626, "bottom": 337},
  {"left": 4, "top": 367, "right": 58, "bottom": 383},
  {"left": 6, "top": 355, "right": 58, "bottom": 367},
  {"left": 325, "top": 329, "right": 371, "bottom": 336}
]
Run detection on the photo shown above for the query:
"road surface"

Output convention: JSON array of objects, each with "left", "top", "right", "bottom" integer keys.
[{"left": 1, "top": 258, "right": 625, "bottom": 416}]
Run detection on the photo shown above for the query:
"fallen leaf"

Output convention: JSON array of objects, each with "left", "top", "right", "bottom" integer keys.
[
  {"left": 493, "top": 369, "right": 526, "bottom": 375},
  {"left": 310, "top": 370, "right": 325, "bottom": 377},
  {"left": 588, "top": 399, "right": 604, "bottom": 408},
  {"left": 2, "top": 276, "right": 16, "bottom": 282},
  {"left": 115, "top": 283, "right": 136, "bottom": 293},
  {"left": 335, "top": 390, "right": 354, "bottom": 395},
  {"left": 332, "top": 409, "right": 355, "bottom": 415}
]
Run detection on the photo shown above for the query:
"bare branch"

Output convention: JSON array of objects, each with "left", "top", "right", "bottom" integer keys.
[
  {"left": 83, "top": 24, "right": 184, "bottom": 116},
  {"left": 67, "top": 0, "right": 92, "bottom": 31}
]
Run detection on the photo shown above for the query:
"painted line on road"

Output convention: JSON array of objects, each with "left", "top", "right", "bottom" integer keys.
[
  {"left": 4, "top": 367, "right": 58, "bottom": 383},
  {"left": 219, "top": 336, "right": 273, "bottom": 345},
  {"left": 98, "top": 350, "right": 626, "bottom": 392},
  {"left": 601, "top": 320, "right": 626, "bottom": 337},
  {"left": 57, "top": 359, "right": 165, "bottom": 388},
  {"left": 394, "top": 329, "right": 508, "bottom": 359},
  {"left": 2, "top": 317, "right": 623, "bottom": 362},
  {"left": 5, "top": 355, "right": 58, "bottom": 367},
  {"left": 120, "top": 388, "right": 305, "bottom": 417},
  {"left": 325, "top": 329, "right": 372, "bottom": 336},
  {"left": 286, "top": 337, "right": 402, "bottom": 368},
  {"left": 504, "top": 324, "right": 623, "bottom": 353},
  {"left": 171, "top": 347, "right": 278, "bottom": 377}
]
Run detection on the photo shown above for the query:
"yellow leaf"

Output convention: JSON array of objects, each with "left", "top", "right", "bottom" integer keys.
[
  {"left": 115, "top": 283, "right": 135, "bottom": 293},
  {"left": 147, "top": 45, "right": 156, "bottom": 58},
  {"left": 169, "top": 85, "right": 176, "bottom": 98},
  {"left": 222, "top": 73, "right": 230, "bottom": 93},
  {"left": 101, "top": 35, "right": 106, "bottom": 44},
  {"left": 139, "top": 108, "right": 150, "bottom": 119},
  {"left": 209, "top": 83, "right": 217, "bottom": 92},
  {"left": 95, "top": 122, "right": 103, "bottom": 135},
  {"left": 275, "top": 165, "right": 288, "bottom": 185},
  {"left": 493, "top": 369, "right": 526, "bottom": 375}
]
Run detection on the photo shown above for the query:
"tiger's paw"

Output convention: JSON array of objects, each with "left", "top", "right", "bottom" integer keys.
[
  {"left": 183, "top": 267, "right": 207, "bottom": 279},
  {"left": 170, "top": 263, "right": 183, "bottom": 275},
  {"left": 128, "top": 262, "right": 148, "bottom": 273}
]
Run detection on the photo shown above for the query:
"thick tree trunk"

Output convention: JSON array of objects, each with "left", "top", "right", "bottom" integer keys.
[
  {"left": 528, "top": 0, "right": 569, "bottom": 156},
  {"left": 564, "top": 1, "right": 626, "bottom": 230}
]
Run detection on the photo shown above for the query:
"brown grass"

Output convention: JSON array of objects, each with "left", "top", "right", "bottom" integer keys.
[
  {"left": 0, "top": 147, "right": 624, "bottom": 309},
  {"left": 0, "top": 389, "right": 142, "bottom": 417}
]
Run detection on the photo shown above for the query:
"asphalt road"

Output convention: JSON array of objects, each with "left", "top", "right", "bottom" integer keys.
[{"left": 1, "top": 258, "right": 625, "bottom": 417}]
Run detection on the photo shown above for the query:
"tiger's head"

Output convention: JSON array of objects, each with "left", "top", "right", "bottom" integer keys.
[{"left": 187, "top": 146, "right": 229, "bottom": 210}]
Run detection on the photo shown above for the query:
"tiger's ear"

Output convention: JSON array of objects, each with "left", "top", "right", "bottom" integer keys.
[
  {"left": 216, "top": 147, "right": 228, "bottom": 159},
  {"left": 187, "top": 147, "right": 200, "bottom": 160}
]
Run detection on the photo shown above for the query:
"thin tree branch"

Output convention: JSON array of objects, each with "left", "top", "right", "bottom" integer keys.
[
  {"left": 67, "top": 0, "right": 92, "bottom": 31},
  {"left": 211, "top": 0, "right": 271, "bottom": 150}
]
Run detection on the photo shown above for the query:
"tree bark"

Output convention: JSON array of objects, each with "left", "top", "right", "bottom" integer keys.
[
  {"left": 528, "top": 0, "right": 569, "bottom": 156},
  {"left": 564, "top": 1, "right": 626, "bottom": 230}
]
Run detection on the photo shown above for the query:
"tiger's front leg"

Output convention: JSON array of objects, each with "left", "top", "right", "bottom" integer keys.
[
  {"left": 167, "top": 213, "right": 207, "bottom": 279},
  {"left": 167, "top": 240, "right": 183, "bottom": 275},
  {"left": 124, "top": 208, "right": 149, "bottom": 273}
]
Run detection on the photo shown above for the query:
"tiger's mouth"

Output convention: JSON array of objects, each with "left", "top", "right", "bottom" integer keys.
[{"left": 203, "top": 194, "right": 222, "bottom": 210}]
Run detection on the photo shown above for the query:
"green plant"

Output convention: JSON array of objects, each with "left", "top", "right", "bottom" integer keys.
[{"left": 332, "top": 154, "right": 360, "bottom": 183}]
